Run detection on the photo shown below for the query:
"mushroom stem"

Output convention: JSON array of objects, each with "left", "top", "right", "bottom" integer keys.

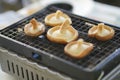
[
  {"left": 30, "top": 18, "right": 38, "bottom": 29},
  {"left": 98, "top": 23, "right": 104, "bottom": 33},
  {"left": 59, "top": 20, "right": 70, "bottom": 33},
  {"left": 55, "top": 10, "right": 62, "bottom": 19},
  {"left": 77, "top": 39, "right": 84, "bottom": 48}
]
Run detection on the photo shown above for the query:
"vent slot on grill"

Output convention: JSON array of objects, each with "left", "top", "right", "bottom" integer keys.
[
  {"left": 7, "top": 60, "right": 10, "bottom": 71},
  {"left": 31, "top": 72, "right": 34, "bottom": 80},
  {"left": 36, "top": 74, "right": 39, "bottom": 80},
  {"left": 11, "top": 62, "right": 15, "bottom": 73},
  {"left": 26, "top": 70, "right": 29, "bottom": 80},
  {"left": 16, "top": 65, "right": 20, "bottom": 76},
  {"left": 21, "top": 67, "right": 25, "bottom": 78}
]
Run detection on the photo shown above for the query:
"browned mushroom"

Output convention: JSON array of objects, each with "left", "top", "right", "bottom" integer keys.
[
  {"left": 64, "top": 39, "right": 94, "bottom": 59},
  {"left": 45, "top": 10, "right": 72, "bottom": 27},
  {"left": 88, "top": 23, "right": 115, "bottom": 41},
  {"left": 24, "top": 18, "right": 45, "bottom": 37},
  {"left": 47, "top": 20, "right": 78, "bottom": 44}
]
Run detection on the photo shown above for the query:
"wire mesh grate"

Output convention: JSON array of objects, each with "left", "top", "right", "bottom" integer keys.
[{"left": 0, "top": 7, "right": 120, "bottom": 69}]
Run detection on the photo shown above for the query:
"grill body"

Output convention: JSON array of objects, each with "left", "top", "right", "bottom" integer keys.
[
  {"left": 102, "top": 63, "right": 120, "bottom": 80},
  {"left": 0, "top": 7, "right": 120, "bottom": 80},
  {"left": 0, "top": 47, "right": 72, "bottom": 80}
]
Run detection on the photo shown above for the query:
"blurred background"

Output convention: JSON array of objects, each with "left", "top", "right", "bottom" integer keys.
[
  {"left": 0, "top": 0, "right": 120, "bottom": 29},
  {"left": 0, "top": 0, "right": 120, "bottom": 13}
]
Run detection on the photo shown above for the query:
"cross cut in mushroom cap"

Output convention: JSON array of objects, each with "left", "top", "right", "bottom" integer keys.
[
  {"left": 64, "top": 39, "right": 94, "bottom": 59},
  {"left": 47, "top": 20, "right": 78, "bottom": 44},
  {"left": 24, "top": 18, "right": 45, "bottom": 37},
  {"left": 88, "top": 23, "right": 115, "bottom": 41},
  {"left": 45, "top": 10, "right": 72, "bottom": 27}
]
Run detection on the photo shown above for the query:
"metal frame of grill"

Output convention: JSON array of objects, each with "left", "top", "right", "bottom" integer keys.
[{"left": 0, "top": 7, "right": 120, "bottom": 80}]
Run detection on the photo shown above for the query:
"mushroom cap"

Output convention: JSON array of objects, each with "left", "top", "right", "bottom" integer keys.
[
  {"left": 47, "top": 20, "right": 78, "bottom": 44},
  {"left": 45, "top": 10, "right": 72, "bottom": 27},
  {"left": 88, "top": 23, "right": 115, "bottom": 41},
  {"left": 64, "top": 39, "right": 94, "bottom": 59}
]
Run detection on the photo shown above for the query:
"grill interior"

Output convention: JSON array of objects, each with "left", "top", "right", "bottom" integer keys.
[{"left": 0, "top": 7, "right": 120, "bottom": 70}]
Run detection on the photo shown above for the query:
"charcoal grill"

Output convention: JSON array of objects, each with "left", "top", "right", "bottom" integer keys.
[{"left": 0, "top": 7, "right": 120, "bottom": 80}]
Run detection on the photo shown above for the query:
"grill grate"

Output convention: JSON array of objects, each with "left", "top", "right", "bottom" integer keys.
[{"left": 0, "top": 7, "right": 120, "bottom": 70}]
